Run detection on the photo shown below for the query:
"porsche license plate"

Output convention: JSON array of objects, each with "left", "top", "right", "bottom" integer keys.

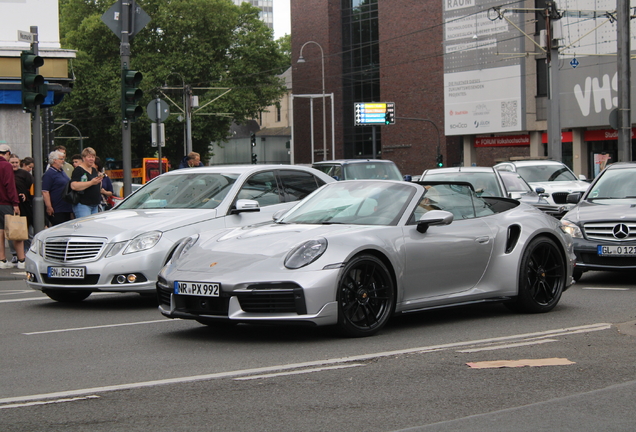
[
  {"left": 174, "top": 281, "right": 220, "bottom": 297},
  {"left": 47, "top": 266, "right": 86, "bottom": 279},
  {"left": 598, "top": 245, "right": 636, "bottom": 257}
]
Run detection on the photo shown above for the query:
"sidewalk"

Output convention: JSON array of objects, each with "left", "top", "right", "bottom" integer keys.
[{"left": 0, "top": 266, "right": 27, "bottom": 281}]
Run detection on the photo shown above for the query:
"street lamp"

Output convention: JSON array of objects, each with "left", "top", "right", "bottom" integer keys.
[{"left": 298, "top": 41, "right": 328, "bottom": 161}]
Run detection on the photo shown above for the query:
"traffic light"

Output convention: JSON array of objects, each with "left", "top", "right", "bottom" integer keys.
[
  {"left": 251, "top": 153, "right": 258, "bottom": 164},
  {"left": 436, "top": 154, "right": 443, "bottom": 167},
  {"left": 121, "top": 69, "right": 143, "bottom": 121},
  {"left": 250, "top": 132, "right": 256, "bottom": 147},
  {"left": 20, "top": 50, "right": 47, "bottom": 113},
  {"left": 385, "top": 111, "right": 393, "bottom": 125}
]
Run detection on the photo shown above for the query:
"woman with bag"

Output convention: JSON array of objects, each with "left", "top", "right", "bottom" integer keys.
[
  {"left": 0, "top": 144, "right": 25, "bottom": 269},
  {"left": 70, "top": 147, "right": 104, "bottom": 218}
]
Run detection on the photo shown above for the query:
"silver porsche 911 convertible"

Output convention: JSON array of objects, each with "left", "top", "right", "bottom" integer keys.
[{"left": 157, "top": 180, "right": 575, "bottom": 337}]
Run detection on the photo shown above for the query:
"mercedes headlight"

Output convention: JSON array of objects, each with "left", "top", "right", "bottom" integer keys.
[
  {"left": 285, "top": 238, "right": 327, "bottom": 269},
  {"left": 123, "top": 231, "right": 162, "bottom": 254},
  {"left": 171, "top": 235, "right": 199, "bottom": 263},
  {"left": 560, "top": 219, "right": 583, "bottom": 238}
]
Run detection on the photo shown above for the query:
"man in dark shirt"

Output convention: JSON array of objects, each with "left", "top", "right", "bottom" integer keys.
[{"left": 42, "top": 150, "right": 73, "bottom": 226}]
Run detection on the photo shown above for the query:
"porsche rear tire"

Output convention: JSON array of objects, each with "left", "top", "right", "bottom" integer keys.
[
  {"left": 507, "top": 236, "right": 565, "bottom": 313},
  {"left": 336, "top": 255, "right": 395, "bottom": 337},
  {"left": 43, "top": 289, "right": 91, "bottom": 303}
]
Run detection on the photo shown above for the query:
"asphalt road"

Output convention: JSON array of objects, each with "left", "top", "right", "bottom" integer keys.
[{"left": 1, "top": 269, "right": 635, "bottom": 431}]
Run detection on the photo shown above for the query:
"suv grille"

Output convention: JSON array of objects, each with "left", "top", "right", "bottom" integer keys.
[
  {"left": 584, "top": 222, "right": 636, "bottom": 242},
  {"left": 44, "top": 237, "right": 106, "bottom": 263}
]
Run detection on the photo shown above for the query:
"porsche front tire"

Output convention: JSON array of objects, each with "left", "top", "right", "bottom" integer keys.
[{"left": 336, "top": 255, "right": 395, "bottom": 337}]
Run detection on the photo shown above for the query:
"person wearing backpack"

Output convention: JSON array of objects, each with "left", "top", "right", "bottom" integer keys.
[{"left": 42, "top": 150, "right": 73, "bottom": 226}]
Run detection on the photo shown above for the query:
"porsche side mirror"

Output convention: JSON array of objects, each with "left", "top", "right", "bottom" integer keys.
[
  {"left": 416, "top": 210, "right": 454, "bottom": 233},
  {"left": 231, "top": 199, "right": 260, "bottom": 214}
]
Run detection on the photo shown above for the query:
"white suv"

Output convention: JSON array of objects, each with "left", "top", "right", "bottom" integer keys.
[{"left": 494, "top": 160, "right": 590, "bottom": 206}]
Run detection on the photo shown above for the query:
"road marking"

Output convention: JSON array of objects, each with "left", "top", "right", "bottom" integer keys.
[
  {"left": 234, "top": 364, "right": 365, "bottom": 381},
  {"left": 0, "top": 395, "right": 100, "bottom": 410},
  {"left": 457, "top": 338, "right": 559, "bottom": 353},
  {"left": 23, "top": 319, "right": 178, "bottom": 335},
  {"left": 0, "top": 322, "right": 612, "bottom": 406},
  {"left": 0, "top": 292, "right": 117, "bottom": 304},
  {"left": 581, "top": 287, "right": 630, "bottom": 291}
]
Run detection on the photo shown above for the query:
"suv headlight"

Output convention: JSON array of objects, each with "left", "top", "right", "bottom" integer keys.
[
  {"left": 285, "top": 238, "right": 327, "bottom": 269},
  {"left": 560, "top": 219, "right": 583, "bottom": 238},
  {"left": 123, "top": 231, "right": 162, "bottom": 254}
]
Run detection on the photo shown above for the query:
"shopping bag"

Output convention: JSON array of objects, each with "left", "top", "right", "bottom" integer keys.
[{"left": 4, "top": 215, "right": 28, "bottom": 241}]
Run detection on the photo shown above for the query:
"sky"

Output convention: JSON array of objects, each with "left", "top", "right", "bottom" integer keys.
[{"left": 273, "top": 0, "right": 291, "bottom": 39}]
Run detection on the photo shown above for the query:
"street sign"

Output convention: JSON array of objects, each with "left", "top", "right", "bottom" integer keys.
[
  {"left": 101, "top": 0, "right": 151, "bottom": 40},
  {"left": 17, "top": 30, "right": 33, "bottom": 43},
  {"left": 354, "top": 102, "right": 395, "bottom": 126},
  {"left": 146, "top": 99, "right": 170, "bottom": 122}
]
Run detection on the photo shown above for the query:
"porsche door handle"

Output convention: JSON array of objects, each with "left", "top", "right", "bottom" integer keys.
[{"left": 475, "top": 236, "right": 490, "bottom": 244}]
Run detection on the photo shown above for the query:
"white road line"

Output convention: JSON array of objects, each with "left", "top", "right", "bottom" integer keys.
[
  {"left": 234, "top": 364, "right": 365, "bottom": 381},
  {"left": 23, "top": 319, "right": 178, "bottom": 335},
  {"left": 581, "top": 287, "right": 630, "bottom": 291},
  {"left": 0, "top": 292, "right": 119, "bottom": 304},
  {"left": 0, "top": 395, "right": 100, "bottom": 410},
  {"left": 0, "top": 322, "right": 612, "bottom": 406},
  {"left": 457, "top": 338, "right": 559, "bottom": 353}
]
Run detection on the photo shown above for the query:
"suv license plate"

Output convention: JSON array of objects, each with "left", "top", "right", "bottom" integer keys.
[
  {"left": 48, "top": 267, "right": 86, "bottom": 278},
  {"left": 174, "top": 281, "right": 220, "bottom": 297},
  {"left": 598, "top": 245, "right": 636, "bottom": 257}
]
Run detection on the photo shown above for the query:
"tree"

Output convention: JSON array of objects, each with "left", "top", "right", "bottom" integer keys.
[{"left": 56, "top": 0, "right": 288, "bottom": 166}]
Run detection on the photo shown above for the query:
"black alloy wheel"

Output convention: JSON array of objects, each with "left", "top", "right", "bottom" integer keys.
[
  {"left": 507, "top": 237, "right": 566, "bottom": 313},
  {"left": 337, "top": 255, "right": 395, "bottom": 337}
]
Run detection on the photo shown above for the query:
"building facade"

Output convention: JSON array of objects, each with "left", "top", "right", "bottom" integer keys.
[
  {"left": 233, "top": 0, "right": 274, "bottom": 30},
  {"left": 291, "top": 0, "right": 635, "bottom": 178}
]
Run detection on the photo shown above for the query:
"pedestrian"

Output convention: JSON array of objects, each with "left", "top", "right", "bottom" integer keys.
[
  {"left": 54, "top": 145, "right": 75, "bottom": 177},
  {"left": 42, "top": 150, "right": 73, "bottom": 226},
  {"left": 71, "top": 154, "right": 82, "bottom": 168},
  {"left": 20, "top": 157, "right": 35, "bottom": 174},
  {"left": 9, "top": 153, "right": 33, "bottom": 253},
  {"left": 70, "top": 147, "right": 104, "bottom": 218},
  {"left": 0, "top": 144, "right": 26, "bottom": 269},
  {"left": 95, "top": 157, "right": 114, "bottom": 211},
  {"left": 178, "top": 151, "right": 204, "bottom": 169}
]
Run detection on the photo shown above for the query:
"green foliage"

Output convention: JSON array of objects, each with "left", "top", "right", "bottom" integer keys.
[{"left": 56, "top": 0, "right": 288, "bottom": 166}]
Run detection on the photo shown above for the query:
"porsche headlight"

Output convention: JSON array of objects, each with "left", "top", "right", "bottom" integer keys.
[
  {"left": 285, "top": 238, "right": 327, "bottom": 269},
  {"left": 171, "top": 235, "right": 199, "bottom": 263},
  {"left": 123, "top": 231, "right": 162, "bottom": 254},
  {"left": 560, "top": 219, "right": 583, "bottom": 238}
]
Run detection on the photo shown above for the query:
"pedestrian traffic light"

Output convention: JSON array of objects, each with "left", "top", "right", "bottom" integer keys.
[
  {"left": 121, "top": 69, "right": 143, "bottom": 121},
  {"left": 436, "top": 154, "right": 443, "bottom": 167},
  {"left": 252, "top": 153, "right": 258, "bottom": 164},
  {"left": 20, "top": 50, "right": 46, "bottom": 113},
  {"left": 250, "top": 132, "right": 256, "bottom": 147}
]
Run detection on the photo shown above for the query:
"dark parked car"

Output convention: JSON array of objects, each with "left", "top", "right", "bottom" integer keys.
[
  {"left": 312, "top": 159, "right": 404, "bottom": 181},
  {"left": 561, "top": 162, "right": 636, "bottom": 281}
]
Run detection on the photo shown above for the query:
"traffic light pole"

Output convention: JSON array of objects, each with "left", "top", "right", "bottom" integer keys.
[
  {"left": 121, "top": 1, "right": 132, "bottom": 197},
  {"left": 29, "top": 26, "right": 45, "bottom": 234}
]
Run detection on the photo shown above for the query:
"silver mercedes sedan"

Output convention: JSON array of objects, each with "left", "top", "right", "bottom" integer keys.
[
  {"left": 158, "top": 180, "right": 576, "bottom": 337},
  {"left": 25, "top": 165, "right": 334, "bottom": 302}
]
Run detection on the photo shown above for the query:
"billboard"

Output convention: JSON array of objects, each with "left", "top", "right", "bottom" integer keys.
[{"left": 443, "top": 0, "right": 526, "bottom": 135}]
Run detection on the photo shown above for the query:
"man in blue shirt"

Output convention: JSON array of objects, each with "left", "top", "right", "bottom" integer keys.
[{"left": 42, "top": 150, "right": 73, "bottom": 226}]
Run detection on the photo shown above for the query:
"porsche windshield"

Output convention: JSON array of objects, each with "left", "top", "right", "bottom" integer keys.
[
  {"left": 280, "top": 181, "right": 415, "bottom": 225},
  {"left": 117, "top": 173, "right": 239, "bottom": 210}
]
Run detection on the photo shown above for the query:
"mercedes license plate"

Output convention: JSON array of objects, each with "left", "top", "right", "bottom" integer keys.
[
  {"left": 174, "top": 281, "right": 220, "bottom": 297},
  {"left": 47, "top": 266, "right": 86, "bottom": 279},
  {"left": 598, "top": 245, "right": 636, "bottom": 257}
]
